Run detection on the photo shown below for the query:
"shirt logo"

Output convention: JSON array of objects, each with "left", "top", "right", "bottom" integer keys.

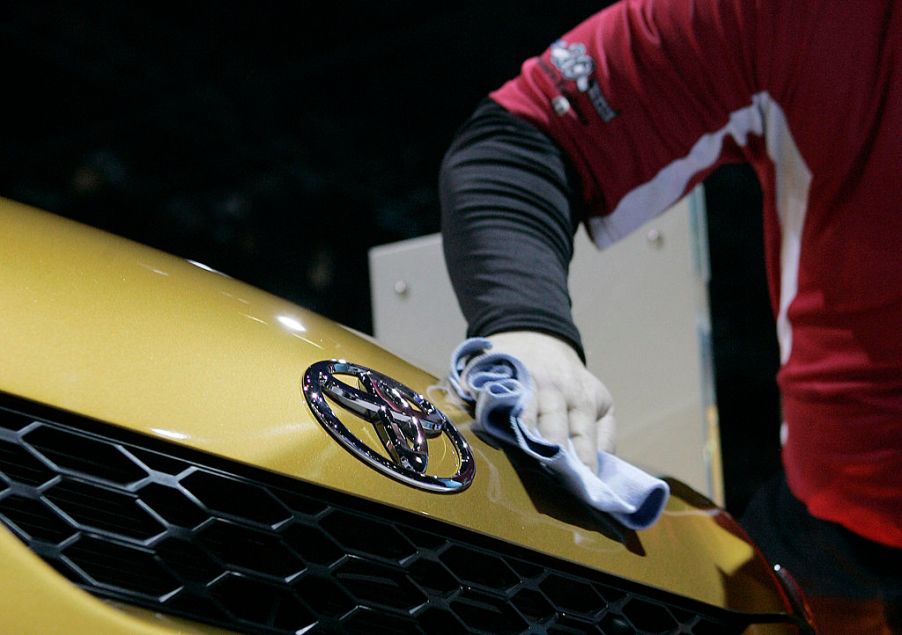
[
  {"left": 550, "top": 40, "right": 595, "bottom": 91},
  {"left": 549, "top": 39, "right": 618, "bottom": 123}
]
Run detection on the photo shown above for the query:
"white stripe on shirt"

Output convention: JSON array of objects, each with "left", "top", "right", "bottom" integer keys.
[{"left": 588, "top": 92, "right": 811, "bottom": 363}]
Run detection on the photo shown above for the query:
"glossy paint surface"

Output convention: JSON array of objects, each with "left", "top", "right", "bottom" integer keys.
[{"left": 0, "top": 198, "right": 792, "bottom": 626}]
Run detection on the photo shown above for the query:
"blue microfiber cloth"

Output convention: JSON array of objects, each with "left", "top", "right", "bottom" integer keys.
[{"left": 449, "top": 337, "right": 669, "bottom": 530}]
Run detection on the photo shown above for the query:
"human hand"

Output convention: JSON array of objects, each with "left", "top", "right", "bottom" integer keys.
[{"left": 485, "top": 330, "right": 616, "bottom": 472}]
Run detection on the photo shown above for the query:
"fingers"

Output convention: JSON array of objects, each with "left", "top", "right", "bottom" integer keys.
[
  {"left": 567, "top": 399, "right": 598, "bottom": 472},
  {"left": 534, "top": 383, "right": 603, "bottom": 472},
  {"left": 597, "top": 410, "right": 617, "bottom": 454},
  {"left": 592, "top": 377, "right": 617, "bottom": 454},
  {"left": 535, "top": 387, "right": 567, "bottom": 447}
]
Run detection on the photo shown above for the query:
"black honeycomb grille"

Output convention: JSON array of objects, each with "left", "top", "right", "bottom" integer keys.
[{"left": 0, "top": 397, "right": 797, "bottom": 634}]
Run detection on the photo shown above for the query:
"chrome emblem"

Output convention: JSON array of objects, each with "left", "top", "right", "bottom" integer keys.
[{"left": 303, "top": 360, "right": 475, "bottom": 493}]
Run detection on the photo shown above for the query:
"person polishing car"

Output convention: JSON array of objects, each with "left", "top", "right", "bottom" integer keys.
[{"left": 439, "top": 1, "right": 902, "bottom": 632}]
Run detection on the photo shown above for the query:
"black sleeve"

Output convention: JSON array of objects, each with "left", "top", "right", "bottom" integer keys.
[{"left": 439, "top": 98, "right": 587, "bottom": 361}]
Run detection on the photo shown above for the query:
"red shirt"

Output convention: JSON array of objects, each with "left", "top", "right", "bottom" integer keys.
[{"left": 492, "top": 0, "right": 902, "bottom": 547}]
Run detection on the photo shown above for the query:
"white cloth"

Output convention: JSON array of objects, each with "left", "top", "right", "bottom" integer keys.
[{"left": 449, "top": 338, "right": 669, "bottom": 530}]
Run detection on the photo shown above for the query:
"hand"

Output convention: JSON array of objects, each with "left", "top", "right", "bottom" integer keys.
[{"left": 485, "top": 330, "right": 616, "bottom": 472}]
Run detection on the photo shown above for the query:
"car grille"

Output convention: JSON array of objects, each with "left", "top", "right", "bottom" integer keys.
[{"left": 0, "top": 396, "right": 797, "bottom": 634}]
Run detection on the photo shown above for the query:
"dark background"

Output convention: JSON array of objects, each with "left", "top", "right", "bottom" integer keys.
[{"left": 0, "top": 1, "right": 780, "bottom": 516}]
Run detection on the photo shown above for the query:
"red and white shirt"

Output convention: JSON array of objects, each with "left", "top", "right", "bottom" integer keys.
[{"left": 492, "top": 0, "right": 902, "bottom": 547}]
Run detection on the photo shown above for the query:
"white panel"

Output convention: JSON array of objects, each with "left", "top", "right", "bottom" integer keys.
[
  {"left": 369, "top": 234, "right": 469, "bottom": 376},
  {"left": 368, "top": 189, "right": 722, "bottom": 501}
]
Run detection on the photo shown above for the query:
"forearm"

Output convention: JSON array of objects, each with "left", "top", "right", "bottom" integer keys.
[{"left": 439, "top": 99, "right": 587, "bottom": 360}]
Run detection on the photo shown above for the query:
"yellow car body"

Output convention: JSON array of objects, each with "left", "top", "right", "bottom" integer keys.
[{"left": 0, "top": 198, "right": 810, "bottom": 633}]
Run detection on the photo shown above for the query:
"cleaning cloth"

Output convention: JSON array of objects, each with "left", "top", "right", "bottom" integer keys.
[{"left": 449, "top": 337, "right": 669, "bottom": 530}]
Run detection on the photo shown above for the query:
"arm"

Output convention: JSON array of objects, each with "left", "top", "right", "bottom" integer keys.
[
  {"left": 441, "top": 0, "right": 762, "bottom": 470},
  {"left": 439, "top": 99, "right": 584, "bottom": 358},
  {"left": 439, "top": 98, "right": 616, "bottom": 468}
]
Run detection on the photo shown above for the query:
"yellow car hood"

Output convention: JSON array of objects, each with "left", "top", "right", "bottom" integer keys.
[{"left": 0, "top": 198, "right": 790, "bottom": 618}]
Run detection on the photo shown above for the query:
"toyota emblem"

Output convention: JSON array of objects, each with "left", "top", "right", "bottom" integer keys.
[{"left": 303, "top": 360, "right": 475, "bottom": 493}]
